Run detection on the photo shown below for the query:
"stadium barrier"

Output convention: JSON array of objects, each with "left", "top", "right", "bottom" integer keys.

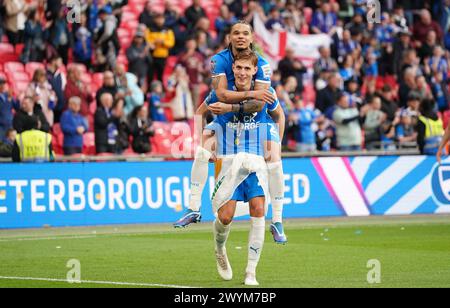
[{"left": 0, "top": 155, "right": 449, "bottom": 228}]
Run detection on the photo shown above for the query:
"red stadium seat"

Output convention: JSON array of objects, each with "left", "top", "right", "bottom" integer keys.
[
  {"left": 122, "top": 20, "right": 140, "bottom": 33},
  {"left": 25, "top": 62, "right": 46, "bottom": 78},
  {"left": 4, "top": 62, "right": 25, "bottom": 73},
  {"left": 83, "top": 132, "right": 96, "bottom": 155},
  {"left": 7, "top": 71, "right": 30, "bottom": 82},
  {"left": 67, "top": 63, "right": 87, "bottom": 73},
  {"left": 11, "top": 81, "right": 29, "bottom": 96},
  {"left": 92, "top": 73, "right": 104, "bottom": 89},
  {"left": 0, "top": 43, "right": 14, "bottom": 54}
]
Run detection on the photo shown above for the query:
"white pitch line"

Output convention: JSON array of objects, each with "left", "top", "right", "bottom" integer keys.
[
  {"left": 0, "top": 276, "right": 196, "bottom": 288},
  {"left": 0, "top": 235, "right": 98, "bottom": 242}
]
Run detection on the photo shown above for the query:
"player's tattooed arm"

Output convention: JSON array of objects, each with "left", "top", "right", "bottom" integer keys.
[
  {"left": 230, "top": 100, "right": 265, "bottom": 113},
  {"left": 213, "top": 76, "right": 276, "bottom": 104}
]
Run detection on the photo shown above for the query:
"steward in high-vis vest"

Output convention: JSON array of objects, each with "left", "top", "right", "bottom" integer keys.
[
  {"left": 12, "top": 117, "right": 54, "bottom": 163},
  {"left": 417, "top": 99, "right": 445, "bottom": 156}
]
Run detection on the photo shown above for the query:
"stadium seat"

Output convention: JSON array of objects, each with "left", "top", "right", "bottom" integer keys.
[
  {"left": 11, "top": 81, "right": 29, "bottom": 96},
  {"left": 67, "top": 63, "right": 87, "bottom": 73},
  {"left": 122, "top": 20, "right": 140, "bottom": 33},
  {"left": 4, "top": 62, "right": 25, "bottom": 73},
  {"left": 92, "top": 73, "right": 104, "bottom": 89},
  {"left": 7, "top": 71, "right": 30, "bottom": 82},
  {"left": 0, "top": 43, "right": 14, "bottom": 54},
  {"left": 83, "top": 132, "right": 96, "bottom": 155},
  {"left": 25, "top": 62, "right": 46, "bottom": 78}
]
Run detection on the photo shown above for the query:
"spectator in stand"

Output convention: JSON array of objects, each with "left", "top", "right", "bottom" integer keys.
[
  {"left": 145, "top": 13, "right": 175, "bottom": 82},
  {"left": 0, "top": 128, "right": 16, "bottom": 158},
  {"left": 396, "top": 110, "right": 418, "bottom": 145},
  {"left": 177, "top": 37, "right": 206, "bottom": 108},
  {"left": 426, "top": 45, "right": 449, "bottom": 82},
  {"left": 265, "top": 6, "right": 284, "bottom": 31},
  {"left": 94, "top": 6, "right": 119, "bottom": 71},
  {"left": 73, "top": 13, "right": 93, "bottom": 68},
  {"left": 96, "top": 71, "right": 118, "bottom": 106},
  {"left": 418, "top": 30, "right": 438, "bottom": 62},
  {"left": 13, "top": 96, "right": 50, "bottom": 134},
  {"left": 64, "top": 66, "right": 94, "bottom": 117},
  {"left": 316, "top": 73, "right": 343, "bottom": 118},
  {"left": 195, "top": 29, "right": 214, "bottom": 59},
  {"left": 94, "top": 93, "right": 120, "bottom": 154},
  {"left": 345, "top": 11, "right": 367, "bottom": 37},
  {"left": 333, "top": 93, "right": 362, "bottom": 151},
  {"left": 47, "top": 7, "right": 71, "bottom": 65},
  {"left": 416, "top": 98, "right": 445, "bottom": 155},
  {"left": 148, "top": 81, "right": 167, "bottom": 122},
  {"left": 139, "top": 1, "right": 155, "bottom": 29},
  {"left": 339, "top": 54, "right": 359, "bottom": 82},
  {"left": 311, "top": 2, "right": 337, "bottom": 36},
  {"left": 415, "top": 75, "right": 434, "bottom": 101},
  {"left": 413, "top": 9, "right": 443, "bottom": 45},
  {"left": 26, "top": 69, "right": 57, "bottom": 127},
  {"left": 112, "top": 98, "right": 130, "bottom": 154},
  {"left": 4, "top": 0, "right": 29, "bottom": 46},
  {"left": 278, "top": 48, "right": 307, "bottom": 93},
  {"left": 167, "top": 66, "right": 194, "bottom": 122},
  {"left": 164, "top": 2, "right": 185, "bottom": 55},
  {"left": 215, "top": 4, "right": 237, "bottom": 42},
  {"left": 398, "top": 68, "right": 418, "bottom": 109},
  {"left": 192, "top": 17, "right": 215, "bottom": 52},
  {"left": 46, "top": 55, "right": 66, "bottom": 123},
  {"left": 114, "top": 64, "right": 145, "bottom": 116},
  {"left": 185, "top": 0, "right": 207, "bottom": 30},
  {"left": 0, "top": 77, "right": 18, "bottom": 140},
  {"left": 336, "top": 29, "right": 360, "bottom": 64},
  {"left": 129, "top": 105, "right": 154, "bottom": 154},
  {"left": 21, "top": 9, "right": 46, "bottom": 63},
  {"left": 60, "top": 96, "right": 89, "bottom": 155},
  {"left": 313, "top": 46, "right": 338, "bottom": 85},
  {"left": 291, "top": 99, "right": 318, "bottom": 153},
  {"left": 393, "top": 30, "right": 412, "bottom": 78},
  {"left": 362, "top": 96, "right": 386, "bottom": 150},
  {"left": 316, "top": 117, "right": 333, "bottom": 152},
  {"left": 431, "top": 71, "right": 450, "bottom": 112},
  {"left": 379, "top": 85, "right": 399, "bottom": 122},
  {"left": 126, "top": 29, "right": 154, "bottom": 87}
]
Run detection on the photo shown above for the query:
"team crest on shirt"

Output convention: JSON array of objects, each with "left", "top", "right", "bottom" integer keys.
[{"left": 210, "top": 60, "right": 217, "bottom": 74}]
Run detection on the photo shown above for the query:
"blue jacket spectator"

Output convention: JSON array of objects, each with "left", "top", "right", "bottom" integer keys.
[
  {"left": 311, "top": 2, "right": 337, "bottom": 34},
  {"left": 293, "top": 102, "right": 318, "bottom": 153},
  {"left": 60, "top": 97, "right": 88, "bottom": 155},
  {"left": 149, "top": 81, "right": 167, "bottom": 122},
  {"left": 46, "top": 56, "right": 66, "bottom": 123},
  {"left": 0, "top": 78, "right": 18, "bottom": 140}
]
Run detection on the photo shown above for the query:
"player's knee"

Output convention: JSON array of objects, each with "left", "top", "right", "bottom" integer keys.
[
  {"left": 218, "top": 214, "right": 233, "bottom": 226},
  {"left": 250, "top": 205, "right": 265, "bottom": 218},
  {"left": 218, "top": 208, "right": 234, "bottom": 225}
]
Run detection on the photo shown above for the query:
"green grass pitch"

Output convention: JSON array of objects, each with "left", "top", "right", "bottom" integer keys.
[{"left": 0, "top": 215, "right": 449, "bottom": 288}]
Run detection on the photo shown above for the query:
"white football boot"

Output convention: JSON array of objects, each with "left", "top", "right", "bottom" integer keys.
[
  {"left": 244, "top": 272, "right": 259, "bottom": 286},
  {"left": 216, "top": 248, "right": 233, "bottom": 281}
]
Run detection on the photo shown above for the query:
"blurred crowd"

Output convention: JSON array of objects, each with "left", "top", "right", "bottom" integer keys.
[{"left": 1, "top": 0, "right": 450, "bottom": 159}]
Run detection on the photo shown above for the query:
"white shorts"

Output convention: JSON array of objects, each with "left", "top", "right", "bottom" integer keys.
[{"left": 212, "top": 153, "right": 270, "bottom": 217}]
